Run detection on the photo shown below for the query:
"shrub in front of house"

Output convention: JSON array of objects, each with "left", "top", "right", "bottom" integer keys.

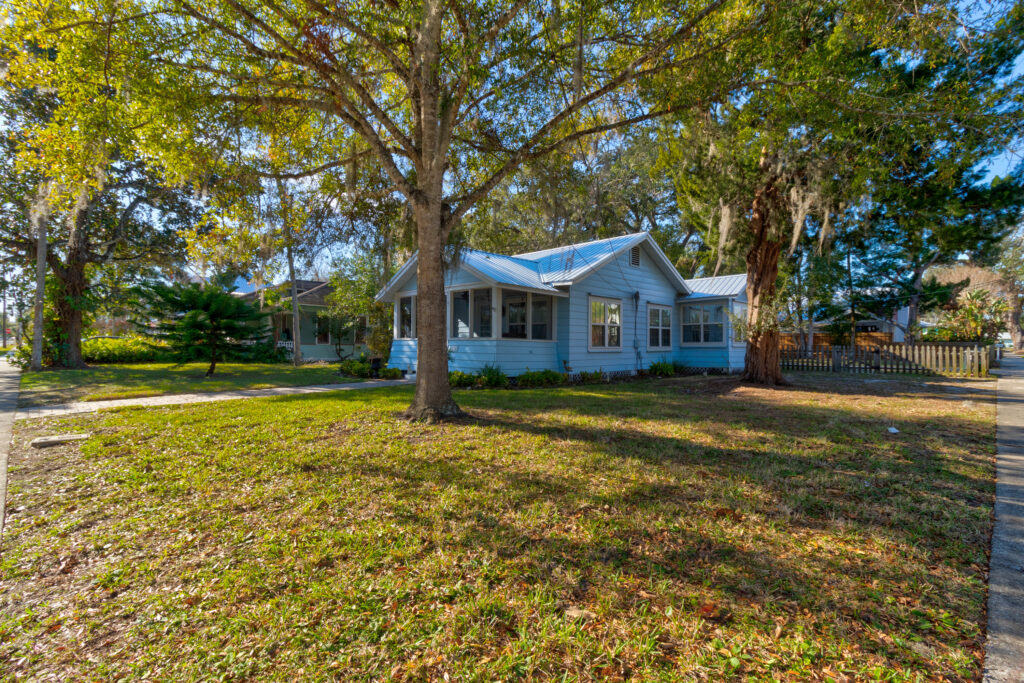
[
  {"left": 577, "top": 369, "right": 604, "bottom": 384},
  {"left": 339, "top": 359, "right": 372, "bottom": 378},
  {"left": 246, "top": 340, "right": 290, "bottom": 363},
  {"left": 648, "top": 361, "right": 675, "bottom": 377},
  {"left": 81, "top": 336, "right": 171, "bottom": 364},
  {"left": 515, "top": 369, "right": 567, "bottom": 387},
  {"left": 449, "top": 370, "right": 477, "bottom": 388},
  {"left": 380, "top": 367, "right": 403, "bottom": 379},
  {"left": 477, "top": 363, "right": 509, "bottom": 388}
]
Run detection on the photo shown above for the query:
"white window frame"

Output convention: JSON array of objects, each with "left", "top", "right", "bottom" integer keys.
[
  {"left": 448, "top": 287, "right": 495, "bottom": 340},
  {"left": 647, "top": 303, "right": 672, "bottom": 350},
  {"left": 588, "top": 296, "right": 623, "bottom": 352},
  {"left": 499, "top": 288, "right": 557, "bottom": 342},
  {"left": 731, "top": 302, "right": 748, "bottom": 345},
  {"left": 395, "top": 294, "right": 416, "bottom": 340},
  {"left": 680, "top": 301, "right": 727, "bottom": 347}
]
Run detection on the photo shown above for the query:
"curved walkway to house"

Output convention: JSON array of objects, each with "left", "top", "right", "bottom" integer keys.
[
  {"left": 986, "top": 353, "right": 1024, "bottom": 683},
  {"left": 14, "top": 377, "right": 414, "bottom": 421}
]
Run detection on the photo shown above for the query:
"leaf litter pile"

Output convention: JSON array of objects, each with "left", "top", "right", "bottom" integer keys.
[{"left": 0, "top": 374, "right": 996, "bottom": 681}]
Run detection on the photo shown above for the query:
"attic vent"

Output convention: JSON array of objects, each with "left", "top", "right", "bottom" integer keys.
[{"left": 629, "top": 246, "right": 641, "bottom": 267}]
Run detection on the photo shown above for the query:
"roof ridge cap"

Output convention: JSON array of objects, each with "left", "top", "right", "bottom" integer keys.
[{"left": 514, "top": 231, "right": 646, "bottom": 259}]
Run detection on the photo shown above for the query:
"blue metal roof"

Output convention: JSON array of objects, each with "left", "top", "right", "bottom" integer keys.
[
  {"left": 516, "top": 233, "right": 648, "bottom": 283},
  {"left": 682, "top": 273, "right": 747, "bottom": 299},
  {"left": 376, "top": 232, "right": 693, "bottom": 300},
  {"left": 459, "top": 249, "right": 560, "bottom": 293}
]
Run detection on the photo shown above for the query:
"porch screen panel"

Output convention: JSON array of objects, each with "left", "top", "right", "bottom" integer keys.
[
  {"left": 451, "top": 290, "right": 471, "bottom": 338},
  {"left": 399, "top": 296, "right": 414, "bottom": 338},
  {"left": 502, "top": 290, "right": 527, "bottom": 339},
  {"left": 472, "top": 288, "right": 492, "bottom": 337},
  {"left": 531, "top": 295, "right": 553, "bottom": 340}
]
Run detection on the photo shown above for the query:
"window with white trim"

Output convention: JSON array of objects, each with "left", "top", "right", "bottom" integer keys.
[
  {"left": 590, "top": 297, "right": 622, "bottom": 348},
  {"left": 681, "top": 303, "right": 725, "bottom": 344},
  {"left": 648, "top": 305, "right": 671, "bottom": 348},
  {"left": 398, "top": 296, "right": 415, "bottom": 338}
]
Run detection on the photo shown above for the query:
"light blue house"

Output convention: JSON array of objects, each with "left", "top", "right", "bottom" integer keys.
[{"left": 375, "top": 232, "right": 748, "bottom": 378}]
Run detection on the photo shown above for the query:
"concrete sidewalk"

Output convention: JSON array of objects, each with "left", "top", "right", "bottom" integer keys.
[
  {"left": 15, "top": 377, "right": 414, "bottom": 421},
  {"left": 0, "top": 360, "right": 21, "bottom": 536},
  {"left": 985, "top": 354, "right": 1024, "bottom": 683}
]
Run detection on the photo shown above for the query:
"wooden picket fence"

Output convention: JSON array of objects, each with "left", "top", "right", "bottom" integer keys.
[{"left": 780, "top": 343, "right": 995, "bottom": 378}]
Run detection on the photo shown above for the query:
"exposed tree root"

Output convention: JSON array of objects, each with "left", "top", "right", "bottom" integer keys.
[{"left": 401, "top": 400, "right": 467, "bottom": 424}]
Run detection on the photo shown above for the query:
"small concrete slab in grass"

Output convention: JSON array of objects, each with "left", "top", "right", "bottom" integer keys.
[{"left": 29, "top": 433, "right": 91, "bottom": 449}]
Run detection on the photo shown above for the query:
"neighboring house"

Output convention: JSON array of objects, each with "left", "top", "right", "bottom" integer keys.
[
  {"left": 782, "top": 306, "right": 914, "bottom": 349},
  {"left": 375, "top": 232, "right": 748, "bottom": 377},
  {"left": 242, "top": 280, "right": 369, "bottom": 361}
]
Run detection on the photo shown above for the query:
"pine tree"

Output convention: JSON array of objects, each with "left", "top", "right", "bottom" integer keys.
[{"left": 141, "top": 282, "right": 269, "bottom": 377}]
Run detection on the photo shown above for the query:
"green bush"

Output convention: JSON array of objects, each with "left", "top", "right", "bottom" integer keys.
[
  {"left": 516, "top": 369, "right": 567, "bottom": 387},
  {"left": 246, "top": 341, "right": 290, "bottom": 363},
  {"left": 339, "top": 359, "right": 372, "bottom": 378},
  {"left": 648, "top": 361, "right": 675, "bottom": 377},
  {"left": 449, "top": 370, "right": 476, "bottom": 387},
  {"left": 82, "top": 336, "right": 170, "bottom": 364},
  {"left": 380, "top": 367, "right": 403, "bottom": 379},
  {"left": 477, "top": 363, "right": 509, "bottom": 388},
  {"left": 577, "top": 369, "right": 604, "bottom": 384}
]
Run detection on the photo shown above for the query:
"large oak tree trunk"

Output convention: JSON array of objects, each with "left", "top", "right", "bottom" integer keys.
[
  {"left": 404, "top": 200, "right": 462, "bottom": 422},
  {"left": 53, "top": 262, "right": 88, "bottom": 369},
  {"left": 743, "top": 179, "right": 786, "bottom": 385}
]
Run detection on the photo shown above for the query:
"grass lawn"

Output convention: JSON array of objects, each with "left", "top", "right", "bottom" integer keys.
[
  {"left": 17, "top": 362, "right": 361, "bottom": 406},
  {"left": 0, "top": 374, "right": 996, "bottom": 681}
]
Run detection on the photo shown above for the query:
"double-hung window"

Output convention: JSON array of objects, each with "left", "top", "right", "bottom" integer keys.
[
  {"left": 451, "top": 288, "right": 494, "bottom": 338},
  {"left": 648, "top": 305, "right": 671, "bottom": 349},
  {"left": 590, "top": 297, "right": 622, "bottom": 349},
  {"left": 681, "top": 303, "right": 725, "bottom": 344}
]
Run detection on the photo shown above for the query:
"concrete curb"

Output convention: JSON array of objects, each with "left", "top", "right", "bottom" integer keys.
[
  {"left": 0, "top": 360, "right": 21, "bottom": 539},
  {"left": 984, "top": 354, "right": 1024, "bottom": 683}
]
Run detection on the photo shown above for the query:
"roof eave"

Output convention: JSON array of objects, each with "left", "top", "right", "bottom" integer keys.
[{"left": 374, "top": 253, "right": 419, "bottom": 302}]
